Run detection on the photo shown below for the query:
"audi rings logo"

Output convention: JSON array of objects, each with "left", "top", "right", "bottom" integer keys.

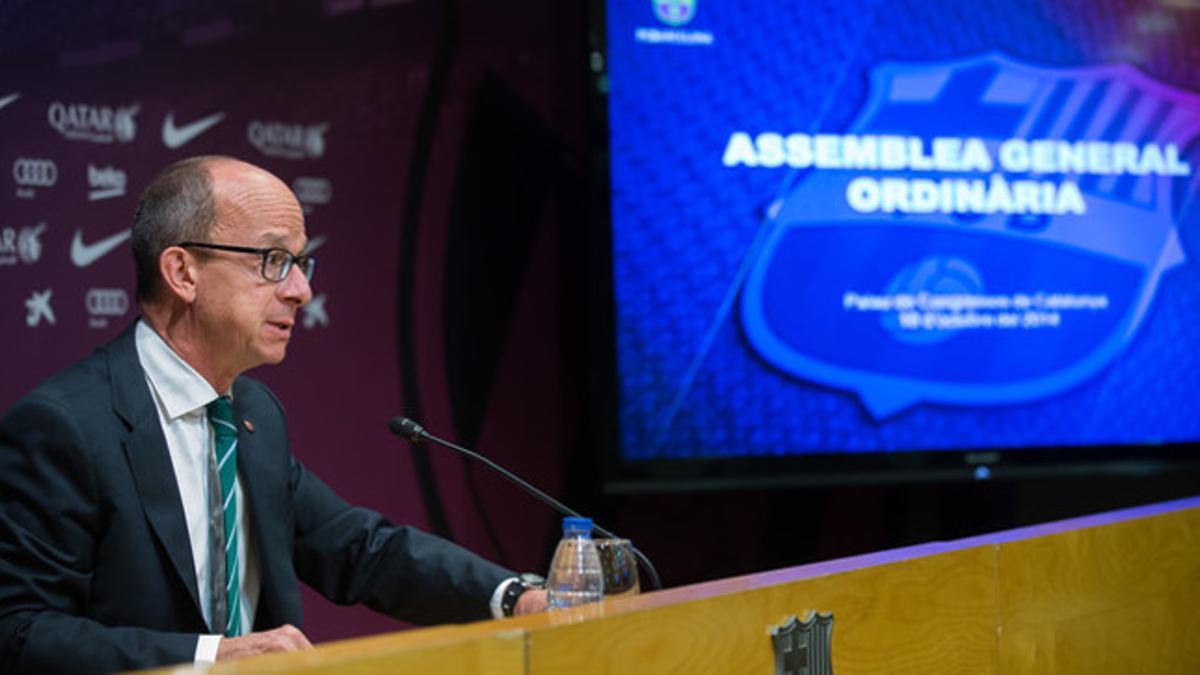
[
  {"left": 13, "top": 159, "right": 55, "bottom": 199},
  {"left": 292, "top": 176, "right": 332, "bottom": 211},
  {"left": 13, "top": 159, "right": 58, "bottom": 187},
  {"left": 86, "top": 288, "right": 129, "bottom": 316}
]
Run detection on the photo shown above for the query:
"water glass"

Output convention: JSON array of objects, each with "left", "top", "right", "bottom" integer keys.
[{"left": 595, "top": 538, "right": 640, "bottom": 597}]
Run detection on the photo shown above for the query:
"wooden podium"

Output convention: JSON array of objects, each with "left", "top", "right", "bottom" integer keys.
[{"left": 142, "top": 496, "right": 1200, "bottom": 674}]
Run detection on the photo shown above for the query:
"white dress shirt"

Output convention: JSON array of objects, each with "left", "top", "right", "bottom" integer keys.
[{"left": 134, "top": 321, "right": 260, "bottom": 663}]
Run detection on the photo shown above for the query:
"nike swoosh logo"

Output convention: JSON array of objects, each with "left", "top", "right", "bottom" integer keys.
[
  {"left": 303, "top": 235, "right": 328, "bottom": 254},
  {"left": 71, "top": 228, "right": 132, "bottom": 268},
  {"left": 0, "top": 92, "right": 19, "bottom": 112},
  {"left": 162, "top": 111, "right": 225, "bottom": 149}
]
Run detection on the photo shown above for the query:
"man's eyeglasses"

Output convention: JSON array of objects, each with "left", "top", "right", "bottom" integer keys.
[{"left": 177, "top": 242, "right": 316, "bottom": 282}]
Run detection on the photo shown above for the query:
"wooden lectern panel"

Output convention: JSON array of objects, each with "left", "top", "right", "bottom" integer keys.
[
  {"left": 996, "top": 502, "right": 1200, "bottom": 673},
  {"left": 132, "top": 497, "right": 1200, "bottom": 675},
  {"left": 528, "top": 544, "right": 997, "bottom": 674}
]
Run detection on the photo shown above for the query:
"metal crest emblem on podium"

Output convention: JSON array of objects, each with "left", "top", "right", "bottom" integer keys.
[{"left": 770, "top": 611, "right": 833, "bottom": 675}]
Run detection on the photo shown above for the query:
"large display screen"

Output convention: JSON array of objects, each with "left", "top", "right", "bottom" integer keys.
[{"left": 605, "top": 0, "right": 1200, "bottom": 473}]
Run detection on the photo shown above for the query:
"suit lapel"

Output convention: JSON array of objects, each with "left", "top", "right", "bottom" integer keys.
[{"left": 108, "top": 324, "right": 206, "bottom": 625}]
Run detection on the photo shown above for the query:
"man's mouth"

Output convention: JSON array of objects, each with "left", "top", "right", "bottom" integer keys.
[{"left": 267, "top": 319, "right": 294, "bottom": 335}]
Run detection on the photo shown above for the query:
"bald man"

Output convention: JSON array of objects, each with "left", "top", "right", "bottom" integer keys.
[{"left": 0, "top": 156, "right": 545, "bottom": 674}]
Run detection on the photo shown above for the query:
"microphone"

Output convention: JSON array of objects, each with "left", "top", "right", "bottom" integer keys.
[
  {"left": 388, "top": 416, "right": 662, "bottom": 590},
  {"left": 389, "top": 416, "right": 428, "bottom": 442}
]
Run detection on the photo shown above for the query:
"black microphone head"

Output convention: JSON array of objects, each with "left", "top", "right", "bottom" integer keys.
[{"left": 388, "top": 416, "right": 427, "bottom": 442}]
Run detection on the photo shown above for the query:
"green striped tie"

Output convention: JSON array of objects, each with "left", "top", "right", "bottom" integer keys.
[{"left": 206, "top": 396, "right": 242, "bottom": 638}]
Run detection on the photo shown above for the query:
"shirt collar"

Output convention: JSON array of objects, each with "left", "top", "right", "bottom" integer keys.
[{"left": 135, "top": 319, "right": 227, "bottom": 420}]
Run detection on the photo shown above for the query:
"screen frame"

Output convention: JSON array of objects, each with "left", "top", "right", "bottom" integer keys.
[{"left": 586, "top": 0, "right": 1200, "bottom": 495}]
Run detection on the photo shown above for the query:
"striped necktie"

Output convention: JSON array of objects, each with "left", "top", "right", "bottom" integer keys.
[{"left": 206, "top": 396, "right": 242, "bottom": 637}]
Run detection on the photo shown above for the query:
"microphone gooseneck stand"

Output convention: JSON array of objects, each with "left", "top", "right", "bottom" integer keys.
[{"left": 388, "top": 416, "right": 662, "bottom": 591}]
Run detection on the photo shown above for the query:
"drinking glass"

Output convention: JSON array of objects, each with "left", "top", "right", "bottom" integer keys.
[{"left": 595, "top": 538, "right": 640, "bottom": 597}]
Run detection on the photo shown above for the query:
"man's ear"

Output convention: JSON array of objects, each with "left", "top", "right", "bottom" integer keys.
[{"left": 159, "top": 246, "right": 198, "bottom": 303}]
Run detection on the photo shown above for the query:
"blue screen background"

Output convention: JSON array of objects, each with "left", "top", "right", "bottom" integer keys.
[{"left": 607, "top": 0, "right": 1200, "bottom": 460}]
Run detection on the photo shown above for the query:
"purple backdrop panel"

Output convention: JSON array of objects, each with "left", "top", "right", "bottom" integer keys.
[{"left": 0, "top": 8, "right": 437, "bottom": 642}]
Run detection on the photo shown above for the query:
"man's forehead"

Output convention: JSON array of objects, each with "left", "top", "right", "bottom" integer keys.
[
  {"left": 258, "top": 230, "right": 307, "bottom": 250},
  {"left": 209, "top": 168, "right": 302, "bottom": 217},
  {"left": 206, "top": 157, "right": 268, "bottom": 182},
  {"left": 210, "top": 218, "right": 306, "bottom": 247},
  {"left": 209, "top": 161, "right": 290, "bottom": 200}
]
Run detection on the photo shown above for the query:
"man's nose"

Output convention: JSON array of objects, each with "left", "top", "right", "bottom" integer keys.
[{"left": 278, "top": 263, "right": 313, "bottom": 306}]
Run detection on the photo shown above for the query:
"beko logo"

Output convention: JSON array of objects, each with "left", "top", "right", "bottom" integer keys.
[
  {"left": 247, "top": 120, "right": 327, "bottom": 159},
  {"left": 87, "top": 165, "right": 127, "bottom": 201},
  {"left": 48, "top": 102, "right": 139, "bottom": 143},
  {"left": 13, "top": 159, "right": 58, "bottom": 187}
]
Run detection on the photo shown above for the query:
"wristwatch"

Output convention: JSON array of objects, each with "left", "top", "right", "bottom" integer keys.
[{"left": 501, "top": 573, "right": 546, "bottom": 617}]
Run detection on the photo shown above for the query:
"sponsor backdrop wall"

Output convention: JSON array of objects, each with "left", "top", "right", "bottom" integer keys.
[{"left": 0, "top": 2, "right": 587, "bottom": 642}]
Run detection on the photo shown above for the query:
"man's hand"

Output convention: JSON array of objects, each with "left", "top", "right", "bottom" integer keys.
[
  {"left": 216, "top": 624, "right": 313, "bottom": 660},
  {"left": 513, "top": 589, "right": 548, "bottom": 615}
]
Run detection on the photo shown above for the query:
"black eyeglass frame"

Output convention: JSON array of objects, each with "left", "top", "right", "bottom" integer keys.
[{"left": 176, "top": 241, "right": 316, "bottom": 282}]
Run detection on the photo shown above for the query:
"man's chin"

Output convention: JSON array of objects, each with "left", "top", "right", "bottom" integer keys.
[{"left": 253, "top": 344, "right": 289, "bottom": 367}]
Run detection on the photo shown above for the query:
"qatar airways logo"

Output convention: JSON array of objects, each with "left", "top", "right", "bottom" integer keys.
[
  {"left": 0, "top": 223, "right": 47, "bottom": 267},
  {"left": 247, "top": 120, "right": 327, "bottom": 159},
  {"left": 48, "top": 102, "right": 139, "bottom": 143}
]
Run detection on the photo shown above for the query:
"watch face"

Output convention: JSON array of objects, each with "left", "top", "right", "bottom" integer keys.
[{"left": 520, "top": 573, "right": 546, "bottom": 587}]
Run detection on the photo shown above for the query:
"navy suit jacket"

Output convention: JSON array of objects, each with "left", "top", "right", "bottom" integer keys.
[{"left": 0, "top": 325, "right": 512, "bottom": 674}]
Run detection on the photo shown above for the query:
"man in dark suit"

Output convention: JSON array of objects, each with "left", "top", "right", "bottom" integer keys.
[{"left": 0, "top": 156, "right": 546, "bottom": 674}]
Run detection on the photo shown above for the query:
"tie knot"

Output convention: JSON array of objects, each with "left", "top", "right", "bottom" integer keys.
[{"left": 206, "top": 396, "right": 237, "bottom": 437}]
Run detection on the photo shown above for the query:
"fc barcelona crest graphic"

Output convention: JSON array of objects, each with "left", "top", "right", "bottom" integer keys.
[
  {"left": 654, "top": 0, "right": 697, "bottom": 27},
  {"left": 770, "top": 612, "right": 834, "bottom": 675},
  {"left": 739, "top": 53, "right": 1199, "bottom": 418}
]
